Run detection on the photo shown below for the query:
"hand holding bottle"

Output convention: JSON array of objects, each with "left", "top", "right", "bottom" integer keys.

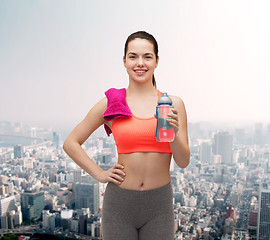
[
  {"left": 166, "top": 108, "right": 179, "bottom": 135},
  {"left": 156, "top": 93, "right": 176, "bottom": 142}
]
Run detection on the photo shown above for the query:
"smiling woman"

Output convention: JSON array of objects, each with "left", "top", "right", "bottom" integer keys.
[
  {"left": 124, "top": 31, "right": 159, "bottom": 88},
  {"left": 63, "top": 31, "right": 190, "bottom": 240},
  {"left": 124, "top": 38, "right": 159, "bottom": 87}
]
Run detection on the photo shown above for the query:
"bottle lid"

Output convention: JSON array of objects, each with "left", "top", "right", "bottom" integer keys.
[{"left": 158, "top": 92, "right": 172, "bottom": 105}]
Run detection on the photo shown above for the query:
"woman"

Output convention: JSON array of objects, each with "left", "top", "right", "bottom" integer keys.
[{"left": 63, "top": 31, "right": 190, "bottom": 240}]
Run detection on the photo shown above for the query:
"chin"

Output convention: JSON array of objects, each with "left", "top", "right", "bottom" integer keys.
[
  {"left": 132, "top": 78, "right": 151, "bottom": 84},
  {"left": 132, "top": 75, "right": 152, "bottom": 83}
]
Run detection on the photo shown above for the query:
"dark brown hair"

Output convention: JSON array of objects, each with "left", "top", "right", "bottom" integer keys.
[{"left": 124, "top": 31, "right": 158, "bottom": 88}]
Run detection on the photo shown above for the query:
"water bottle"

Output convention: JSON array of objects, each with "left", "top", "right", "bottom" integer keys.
[{"left": 156, "top": 93, "right": 175, "bottom": 142}]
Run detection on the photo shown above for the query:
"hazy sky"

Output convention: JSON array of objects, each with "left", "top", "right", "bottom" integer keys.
[{"left": 1, "top": 0, "right": 269, "bottom": 132}]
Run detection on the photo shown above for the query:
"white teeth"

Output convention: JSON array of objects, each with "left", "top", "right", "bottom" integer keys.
[{"left": 135, "top": 70, "right": 146, "bottom": 73}]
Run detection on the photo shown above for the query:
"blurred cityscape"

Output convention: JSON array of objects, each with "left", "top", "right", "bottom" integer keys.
[{"left": 0, "top": 120, "right": 269, "bottom": 240}]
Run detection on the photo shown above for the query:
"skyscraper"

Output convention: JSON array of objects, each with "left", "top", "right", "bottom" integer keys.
[
  {"left": 53, "top": 132, "right": 60, "bottom": 149},
  {"left": 21, "top": 190, "right": 45, "bottom": 221},
  {"left": 257, "top": 183, "right": 270, "bottom": 239},
  {"left": 73, "top": 169, "right": 82, "bottom": 183},
  {"left": 74, "top": 183, "right": 99, "bottom": 214},
  {"left": 13, "top": 144, "right": 23, "bottom": 159},
  {"left": 213, "top": 132, "right": 233, "bottom": 164},
  {"left": 199, "top": 142, "right": 212, "bottom": 163},
  {"left": 0, "top": 196, "right": 16, "bottom": 216}
]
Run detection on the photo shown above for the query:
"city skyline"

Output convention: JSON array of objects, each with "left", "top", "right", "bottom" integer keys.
[
  {"left": 0, "top": 119, "right": 269, "bottom": 239},
  {"left": 1, "top": 1, "right": 270, "bottom": 130}
]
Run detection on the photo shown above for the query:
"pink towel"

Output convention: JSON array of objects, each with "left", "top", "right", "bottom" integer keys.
[{"left": 104, "top": 88, "right": 132, "bottom": 136}]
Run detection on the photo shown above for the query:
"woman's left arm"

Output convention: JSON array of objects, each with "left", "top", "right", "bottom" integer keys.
[{"left": 167, "top": 95, "right": 190, "bottom": 168}]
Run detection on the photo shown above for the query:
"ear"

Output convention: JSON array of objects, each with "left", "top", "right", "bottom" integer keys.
[
  {"left": 123, "top": 56, "right": 126, "bottom": 68},
  {"left": 155, "top": 56, "right": 159, "bottom": 68}
]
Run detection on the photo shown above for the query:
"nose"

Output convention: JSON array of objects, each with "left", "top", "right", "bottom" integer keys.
[{"left": 137, "top": 57, "right": 144, "bottom": 67}]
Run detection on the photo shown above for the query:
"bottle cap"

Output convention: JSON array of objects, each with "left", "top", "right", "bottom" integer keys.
[{"left": 158, "top": 93, "right": 172, "bottom": 105}]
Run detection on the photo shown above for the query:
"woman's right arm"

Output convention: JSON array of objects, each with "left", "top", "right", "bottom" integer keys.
[{"left": 62, "top": 97, "right": 125, "bottom": 185}]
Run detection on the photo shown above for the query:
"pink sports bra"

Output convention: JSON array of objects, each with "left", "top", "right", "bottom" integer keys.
[{"left": 111, "top": 90, "right": 172, "bottom": 154}]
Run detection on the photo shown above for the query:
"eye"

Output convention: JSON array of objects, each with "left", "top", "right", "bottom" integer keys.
[
  {"left": 145, "top": 55, "right": 153, "bottom": 59},
  {"left": 129, "top": 55, "right": 136, "bottom": 59}
]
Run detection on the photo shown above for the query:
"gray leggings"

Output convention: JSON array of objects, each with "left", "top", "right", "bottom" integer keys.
[{"left": 102, "top": 181, "right": 174, "bottom": 240}]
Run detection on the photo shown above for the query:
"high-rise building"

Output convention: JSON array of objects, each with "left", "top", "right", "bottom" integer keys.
[
  {"left": 73, "top": 169, "right": 82, "bottom": 183},
  {"left": 61, "top": 209, "right": 73, "bottom": 231},
  {"left": 14, "top": 144, "right": 23, "bottom": 159},
  {"left": 74, "top": 183, "right": 99, "bottom": 214},
  {"left": 42, "top": 210, "right": 56, "bottom": 231},
  {"left": 96, "top": 152, "right": 113, "bottom": 164},
  {"left": 263, "top": 152, "right": 270, "bottom": 174},
  {"left": 21, "top": 190, "right": 44, "bottom": 221},
  {"left": 199, "top": 142, "right": 212, "bottom": 163},
  {"left": 53, "top": 132, "right": 60, "bottom": 149},
  {"left": 257, "top": 183, "right": 270, "bottom": 239},
  {"left": 0, "top": 196, "right": 17, "bottom": 216},
  {"left": 79, "top": 214, "right": 87, "bottom": 234},
  {"left": 213, "top": 132, "right": 233, "bottom": 164},
  {"left": 0, "top": 215, "right": 8, "bottom": 229}
]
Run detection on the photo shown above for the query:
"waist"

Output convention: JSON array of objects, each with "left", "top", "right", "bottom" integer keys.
[{"left": 117, "top": 152, "right": 172, "bottom": 190}]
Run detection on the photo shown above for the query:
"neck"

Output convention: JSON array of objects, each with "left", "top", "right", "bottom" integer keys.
[{"left": 127, "top": 80, "right": 157, "bottom": 96}]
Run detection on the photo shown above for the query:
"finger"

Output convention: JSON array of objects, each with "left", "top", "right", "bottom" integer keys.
[
  {"left": 167, "top": 119, "right": 179, "bottom": 128},
  {"left": 114, "top": 164, "right": 124, "bottom": 169},
  {"left": 171, "top": 108, "right": 178, "bottom": 114},
  {"left": 110, "top": 174, "right": 125, "bottom": 182},
  {"left": 108, "top": 177, "right": 122, "bottom": 185},
  {"left": 166, "top": 116, "right": 179, "bottom": 127},
  {"left": 168, "top": 110, "right": 178, "bottom": 117},
  {"left": 168, "top": 115, "right": 178, "bottom": 122},
  {"left": 167, "top": 115, "right": 178, "bottom": 122},
  {"left": 169, "top": 123, "right": 178, "bottom": 129},
  {"left": 113, "top": 168, "right": 126, "bottom": 177}
]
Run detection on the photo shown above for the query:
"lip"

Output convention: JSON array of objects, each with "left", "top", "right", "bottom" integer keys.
[
  {"left": 134, "top": 70, "right": 147, "bottom": 76},
  {"left": 134, "top": 69, "right": 148, "bottom": 72},
  {"left": 134, "top": 69, "right": 148, "bottom": 76}
]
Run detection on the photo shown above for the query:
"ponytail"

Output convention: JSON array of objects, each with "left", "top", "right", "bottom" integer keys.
[{"left": 152, "top": 75, "right": 157, "bottom": 88}]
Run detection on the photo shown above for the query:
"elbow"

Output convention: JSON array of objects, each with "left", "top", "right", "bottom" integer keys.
[
  {"left": 63, "top": 137, "right": 80, "bottom": 154},
  {"left": 63, "top": 137, "right": 72, "bottom": 154},
  {"left": 175, "top": 148, "right": 190, "bottom": 169},
  {"left": 178, "top": 157, "right": 190, "bottom": 169},
  {"left": 181, "top": 156, "right": 190, "bottom": 169},
  {"left": 62, "top": 139, "right": 68, "bottom": 153}
]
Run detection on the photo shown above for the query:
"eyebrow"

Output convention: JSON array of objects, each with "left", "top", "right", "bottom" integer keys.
[{"left": 128, "top": 52, "right": 154, "bottom": 56}]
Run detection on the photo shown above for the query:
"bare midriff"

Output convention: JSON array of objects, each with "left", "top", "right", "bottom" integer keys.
[{"left": 117, "top": 152, "right": 172, "bottom": 191}]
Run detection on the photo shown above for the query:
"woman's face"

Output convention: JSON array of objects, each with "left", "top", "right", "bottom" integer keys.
[{"left": 123, "top": 38, "right": 159, "bottom": 84}]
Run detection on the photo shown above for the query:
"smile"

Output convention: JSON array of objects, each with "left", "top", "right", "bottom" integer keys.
[{"left": 134, "top": 70, "right": 147, "bottom": 73}]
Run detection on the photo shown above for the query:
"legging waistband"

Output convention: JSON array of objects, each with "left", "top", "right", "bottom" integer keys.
[{"left": 106, "top": 181, "right": 172, "bottom": 198}]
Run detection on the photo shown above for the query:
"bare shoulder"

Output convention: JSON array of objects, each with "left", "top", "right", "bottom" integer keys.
[
  {"left": 94, "top": 96, "right": 108, "bottom": 111},
  {"left": 65, "top": 97, "right": 108, "bottom": 145},
  {"left": 169, "top": 95, "right": 186, "bottom": 110},
  {"left": 84, "top": 96, "right": 107, "bottom": 122}
]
